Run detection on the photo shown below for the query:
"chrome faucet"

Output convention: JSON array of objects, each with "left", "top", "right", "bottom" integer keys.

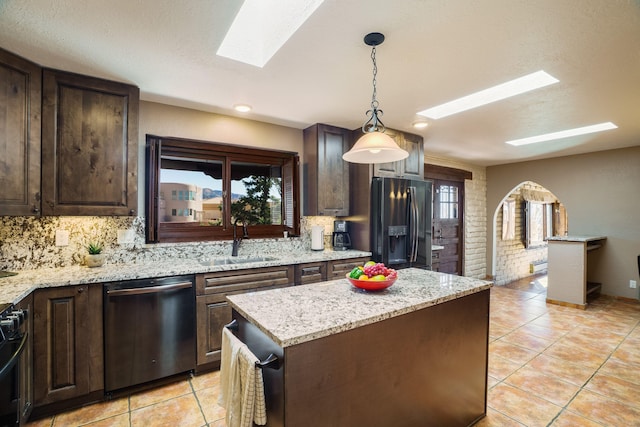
[{"left": 231, "top": 218, "right": 249, "bottom": 256}]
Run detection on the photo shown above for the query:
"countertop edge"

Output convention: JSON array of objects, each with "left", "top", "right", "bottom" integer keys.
[{"left": 228, "top": 271, "right": 493, "bottom": 348}]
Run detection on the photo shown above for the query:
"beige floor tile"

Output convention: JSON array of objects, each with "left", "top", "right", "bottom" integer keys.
[
  {"left": 489, "top": 341, "right": 539, "bottom": 365},
  {"left": 82, "top": 413, "right": 130, "bottom": 427},
  {"left": 584, "top": 373, "right": 640, "bottom": 409},
  {"left": 131, "top": 394, "right": 206, "bottom": 427},
  {"left": 504, "top": 365, "right": 580, "bottom": 407},
  {"left": 542, "top": 341, "right": 608, "bottom": 369},
  {"left": 490, "top": 320, "right": 516, "bottom": 340},
  {"left": 550, "top": 410, "right": 603, "bottom": 426},
  {"left": 53, "top": 397, "right": 129, "bottom": 426},
  {"left": 610, "top": 342, "right": 640, "bottom": 366},
  {"left": 526, "top": 354, "right": 597, "bottom": 386},
  {"left": 488, "top": 353, "right": 524, "bottom": 381},
  {"left": 598, "top": 357, "right": 640, "bottom": 385},
  {"left": 24, "top": 416, "right": 54, "bottom": 427},
  {"left": 195, "top": 386, "right": 226, "bottom": 424},
  {"left": 473, "top": 407, "right": 525, "bottom": 426},
  {"left": 568, "top": 388, "right": 640, "bottom": 426},
  {"left": 499, "top": 329, "right": 555, "bottom": 353},
  {"left": 190, "top": 370, "right": 220, "bottom": 391},
  {"left": 488, "top": 383, "right": 562, "bottom": 427},
  {"left": 129, "top": 379, "right": 193, "bottom": 410},
  {"left": 487, "top": 375, "right": 501, "bottom": 390},
  {"left": 516, "top": 322, "right": 567, "bottom": 341}
]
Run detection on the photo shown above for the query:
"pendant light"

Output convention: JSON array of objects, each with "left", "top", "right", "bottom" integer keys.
[{"left": 343, "top": 32, "right": 408, "bottom": 164}]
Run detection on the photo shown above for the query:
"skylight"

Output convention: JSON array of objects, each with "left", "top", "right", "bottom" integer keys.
[
  {"left": 217, "top": 0, "right": 325, "bottom": 68},
  {"left": 417, "top": 70, "right": 559, "bottom": 119},
  {"left": 505, "top": 122, "right": 618, "bottom": 146}
]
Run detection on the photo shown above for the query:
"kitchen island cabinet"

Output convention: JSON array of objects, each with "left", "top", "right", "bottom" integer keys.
[{"left": 227, "top": 269, "right": 491, "bottom": 427}]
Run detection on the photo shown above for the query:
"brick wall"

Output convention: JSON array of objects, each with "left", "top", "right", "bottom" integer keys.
[
  {"left": 493, "top": 181, "right": 554, "bottom": 285},
  {"left": 425, "top": 156, "right": 486, "bottom": 279}
]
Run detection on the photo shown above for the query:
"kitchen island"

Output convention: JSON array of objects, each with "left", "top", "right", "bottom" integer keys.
[{"left": 227, "top": 268, "right": 492, "bottom": 427}]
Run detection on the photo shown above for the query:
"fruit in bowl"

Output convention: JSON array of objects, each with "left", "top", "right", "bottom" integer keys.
[{"left": 346, "top": 262, "right": 398, "bottom": 291}]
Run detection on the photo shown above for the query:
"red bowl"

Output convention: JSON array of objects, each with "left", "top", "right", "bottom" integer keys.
[{"left": 346, "top": 273, "right": 397, "bottom": 291}]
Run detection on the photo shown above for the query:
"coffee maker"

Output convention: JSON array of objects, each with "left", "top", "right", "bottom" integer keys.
[{"left": 332, "top": 220, "right": 352, "bottom": 251}]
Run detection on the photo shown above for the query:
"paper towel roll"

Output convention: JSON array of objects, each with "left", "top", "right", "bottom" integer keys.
[{"left": 311, "top": 226, "right": 324, "bottom": 251}]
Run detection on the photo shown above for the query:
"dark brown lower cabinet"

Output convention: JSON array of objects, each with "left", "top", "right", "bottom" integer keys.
[
  {"left": 196, "top": 294, "right": 232, "bottom": 369},
  {"left": 15, "top": 294, "right": 33, "bottom": 424},
  {"left": 33, "top": 284, "right": 103, "bottom": 408},
  {"left": 195, "top": 266, "right": 294, "bottom": 371}
]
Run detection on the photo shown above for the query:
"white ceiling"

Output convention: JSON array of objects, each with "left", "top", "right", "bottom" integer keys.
[{"left": 1, "top": 0, "right": 639, "bottom": 166}]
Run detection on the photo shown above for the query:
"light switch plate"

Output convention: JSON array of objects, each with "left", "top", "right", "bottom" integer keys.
[{"left": 55, "top": 230, "right": 69, "bottom": 247}]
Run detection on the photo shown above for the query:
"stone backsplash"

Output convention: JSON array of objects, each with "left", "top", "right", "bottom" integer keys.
[{"left": 0, "top": 215, "right": 339, "bottom": 271}]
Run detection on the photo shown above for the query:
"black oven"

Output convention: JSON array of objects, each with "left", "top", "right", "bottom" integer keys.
[{"left": 0, "top": 304, "right": 28, "bottom": 427}]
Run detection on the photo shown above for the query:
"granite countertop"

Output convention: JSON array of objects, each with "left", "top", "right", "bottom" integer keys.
[
  {"left": 0, "top": 249, "right": 371, "bottom": 306},
  {"left": 227, "top": 268, "right": 492, "bottom": 348},
  {"left": 547, "top": 235, "right": 607, "bottom": 243}
]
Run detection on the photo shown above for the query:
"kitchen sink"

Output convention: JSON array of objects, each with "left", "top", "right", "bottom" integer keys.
[{"left": 199, "top": 256, "right": 278, "bottom": 266}]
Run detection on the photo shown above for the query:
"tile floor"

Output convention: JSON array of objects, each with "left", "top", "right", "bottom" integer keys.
[{"left": 25, "top": 274, "right": 640, "bottom": 427}]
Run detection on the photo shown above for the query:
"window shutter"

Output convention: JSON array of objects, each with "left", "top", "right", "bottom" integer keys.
[{"left": 283, "top": 155, "right": 300, "bottom": 236}]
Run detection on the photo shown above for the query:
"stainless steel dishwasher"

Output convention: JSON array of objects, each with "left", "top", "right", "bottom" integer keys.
[{"left": 104, "top": 275, "right": 196, "bottom": 392}]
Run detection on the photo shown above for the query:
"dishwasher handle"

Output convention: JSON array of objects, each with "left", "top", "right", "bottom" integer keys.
[{"left": 106, "top": 281, "right": 193, "bottom": 296}]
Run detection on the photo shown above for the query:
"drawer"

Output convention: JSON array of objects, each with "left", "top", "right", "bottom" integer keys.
[
  {"left": 196, "top": 265, "right": 294, "bottom": 295},
  {"left": 294, "top": 262, "right": 327, "bottom": 285},
  {"left": 327, "top": 257, "right": 369, "bottom": 279}
]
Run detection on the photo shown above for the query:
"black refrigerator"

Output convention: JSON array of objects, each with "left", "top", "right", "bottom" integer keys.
[{"left": 370, "top": 177, "right": 432, "bottom": 269}]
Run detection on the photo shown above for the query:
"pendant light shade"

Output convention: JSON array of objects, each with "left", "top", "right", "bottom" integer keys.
[
  {"left": 343, "top": 32, "right": 408, "bottom": 164},
  {"left": 342, "top": 131, "right": 408, "bottom": 163}
]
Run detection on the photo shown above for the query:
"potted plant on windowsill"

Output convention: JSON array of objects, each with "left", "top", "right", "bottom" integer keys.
[{"left": 85, "top": 243, "right": 105, "bottom": 268}]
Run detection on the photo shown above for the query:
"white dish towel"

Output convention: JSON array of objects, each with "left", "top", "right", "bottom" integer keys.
[{"left": 218, "top": 327, "right": 268, "bottom": 427}]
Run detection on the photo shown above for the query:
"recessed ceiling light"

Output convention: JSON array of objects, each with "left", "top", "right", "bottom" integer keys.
[
  {"left": 412, "top": 121, "right": 429, "bottom": 129},
  {"left": 233, "top": 104, "right": 252, "bottom": 113},
  {"left": 417, "top": 70, "right": 559, "bottom": 119},
  {"left": 505, "top": 122, "right": 618, "bottom": 146},
  {"left": 217, "top": 0, "right": 325, "bottom": 68}
]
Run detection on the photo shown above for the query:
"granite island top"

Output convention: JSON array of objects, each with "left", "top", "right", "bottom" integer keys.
[
  {"left": 0, "top": 249, "right": 371, "bottom": 306},
  {"left": 547, "top": 235, "right": 607, "bottom": 242},
  {"left": 227, "top": 268, "right": 492, "bottom": 348}
]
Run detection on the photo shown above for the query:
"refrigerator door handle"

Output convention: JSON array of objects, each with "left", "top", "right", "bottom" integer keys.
[{"left": 408, "top": 187, "right": 419, "bottom": 262}]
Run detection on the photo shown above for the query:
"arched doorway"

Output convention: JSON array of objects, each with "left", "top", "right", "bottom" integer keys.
[{"left": 491, "top": 181, "right": 567, "bottom": 286}]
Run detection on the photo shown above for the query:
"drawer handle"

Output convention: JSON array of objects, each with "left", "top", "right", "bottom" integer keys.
[{"left": 302, "top": 266, "right": 321, "bottom": 275}]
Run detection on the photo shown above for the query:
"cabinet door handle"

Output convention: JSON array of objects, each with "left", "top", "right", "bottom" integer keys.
[{"left": 77, "top": 287, "right": 85, "bottom": 293}]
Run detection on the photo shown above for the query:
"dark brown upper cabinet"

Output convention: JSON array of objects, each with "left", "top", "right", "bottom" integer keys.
[
  {"left": 41, "top": 69, "right": 139, "bottom": 216},
  {"left": 303, "top": 123, "right": 351, "bottom": 216},
  {"left": 0, "top": 48, "right": 42, "bottom": 216},
  {"left": 354, "top": 128, "right": 424, "bottom": 180}
]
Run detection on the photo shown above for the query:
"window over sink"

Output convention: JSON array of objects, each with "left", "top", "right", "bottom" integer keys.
[{"left": 145, "top": 135, "right": 300, "bottom": 243}]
